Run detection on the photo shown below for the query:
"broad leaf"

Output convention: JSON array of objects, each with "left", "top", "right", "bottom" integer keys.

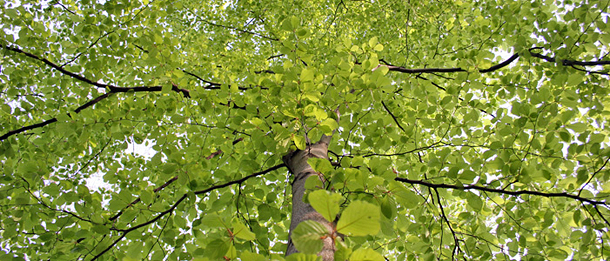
[
  {"left": 308, "top": 190, "right": 342, "bottom": 222},
  {"left": 336, "top": 201, "right": 381, "bottom": 236},
  {"left": 291, "top": 220, "right": 329, "bottom": 254}
]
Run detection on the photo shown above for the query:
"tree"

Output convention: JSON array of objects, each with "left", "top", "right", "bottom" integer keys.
[{"left": 1, "top": 0, "right": 610, "bottom": 260}]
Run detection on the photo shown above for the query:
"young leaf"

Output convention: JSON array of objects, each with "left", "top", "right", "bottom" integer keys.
[{"left": 292, "top": 134, "right": 306, "bottom": 150}]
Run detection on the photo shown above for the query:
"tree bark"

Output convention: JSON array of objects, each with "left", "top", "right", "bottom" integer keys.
[{"left": 283, "top": 135, "right": 335, "bottom": 261}]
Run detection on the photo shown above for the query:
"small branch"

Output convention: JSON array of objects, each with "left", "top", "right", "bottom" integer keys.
[
  {"left": 579, "top": 157, "right": 610, "bottom": 197},
  {"left": 108, "top": 175, "right": 178, "bottom": 222},
  {"left": 197, "top": 17, "right": 279, "bottom": 41},
  {"left": 380, "top": 101, "right": 406, "bottom": 133},
  {"left": 594, "top": 205, "right": 610, "bottom": 228},
  {"left": 109, "top": 137, "right": 246, "bottom": 221},
  {"left": 181, "top": 69, "right": 221, "bottom": 88},
  {"left": 386, "top": 65, "right": 465, "bottom": 74},
  {"left": 74, "top": 138, "right": 112, "bottom": 176},
  {"left": 98, "top": 163, "right": 285, "bottom": 259},
  {"left": 24, "top": 185, "right": 96, "bottom": 225},
  {"left": 117, "top": 164, "right": 285, "bottom": 231},
  {"left": 60, "top": 30, "right": 116, "bottom": 68},
  {"left": 433, "top": 188, "right": 461, "bottom": 259},
  {"left": 359, "top": 141, "right": 443, "bottom": 158},
  {"left": 90, "top": 233, "right": 126, "bottom": 261},
  {"left": 0, "top": 92, "right": 112, "bottom": 142},
  {"left": 478, "top": 53, "right": 520, "bottom": 73},
  {"left": 415, "top": 75, "right": 496, "bottom": 118},
  {"left": 194, "top": 163, "right": 286, "bottom": 196},
  {"left": 395, "top": 177, "right": 608, "bottom": 206}
]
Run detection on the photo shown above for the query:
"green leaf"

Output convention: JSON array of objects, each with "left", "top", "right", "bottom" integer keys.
[
  {"left": 232, "top": 220, "right": 256, "bottom": 241},
  {"left": 380, "top": 197, "right": 396, "bottom": 219},
  {"left": 205, "top": 239, "right": 230, "bottom": 259},
  {"left": 350, "top": 248, "right": 384, "bottom": 261},
  {"left": 286, "top": 253, "right": 322, "bottom": 261},
  {"left": 319, "top": 118, "right": 338, "bottom": 134},
  {"left": 291, "top": 220, "right": 329, "bottom": 254},
  {"left": 240, "top": 251, "right": 268, "bottom": 261},
  {"left": 308, "top": 190, "right": 342, "bottom": 222},
  {"left": 368, "top": 37, "right": 378, "bottom": 48},
  {"left": 163, "top": 163, "right": 177, "bottom": 174},
  {"left": 568, "top": 122, "right": 587, "bottom": 132},
  {"left": 292, "top": 134, "right": 307, "bottom": 150},
  {"left": 336, "top": 201, "right": 380, "bottom": 236},
  {"left": 200, "top": 214, "right": 226, "bottom": 228},
  {"left": 162, "top": 83, "right": 172, "bottom": 93},
  {"left": 301, "top": 68, "right": 314, "bottom": 82},
  {"left": 467, "top": 193, "right": 483, "bottom": 211},
  {"left": 307, "top": 158, "right": 333, "bottom": 173}
]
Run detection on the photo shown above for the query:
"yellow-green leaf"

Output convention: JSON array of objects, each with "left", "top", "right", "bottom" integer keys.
[{"left": 336, "top": 201, "right": 380, "bottom": 236}]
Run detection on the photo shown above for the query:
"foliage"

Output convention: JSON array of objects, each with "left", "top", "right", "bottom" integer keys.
[{"left": 1, "top": 0, "right": 610, "bottom": 260}]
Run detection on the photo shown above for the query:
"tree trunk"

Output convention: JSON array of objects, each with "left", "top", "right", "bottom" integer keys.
[{"left": 283, "top": 135, "right": 335, "bottom": 261}]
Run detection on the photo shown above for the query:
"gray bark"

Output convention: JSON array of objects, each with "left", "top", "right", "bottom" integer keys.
[{"left": 283, "top": 135, "right": 335, "bottom": 261}]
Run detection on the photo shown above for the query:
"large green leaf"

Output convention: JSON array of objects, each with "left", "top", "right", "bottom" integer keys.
[
  {"left": 291, "top": 220, "right": 329, "bottom": 254},
  {"left": 308, "top": 190, "right": 342, "bottom": 222},
  {"left": 336, "top": 201, "right": 381, "bottom": 236},
  {"left": 350, "top": 248, "right": 384, "bottom": 261}
]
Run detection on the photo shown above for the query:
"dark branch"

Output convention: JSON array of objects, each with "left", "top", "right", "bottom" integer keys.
[
  {"left": 381, "top": 101, "right": 406, "bottom": 133},
  {"left": 97, "top": 163, "right": 285, "bottom": 259},
  {"left": 478, "top": 53, "right": 520, "bottom": 73},
  {"left": 579, "top": 157, "right": 610, "bottom": 197},
  {"left": 130, "top": 165, "right": 285, "bottom": 224},
  {"left": 90, "top": 233, "right": 126, "bottom": 260},
  {"left": 194, "top": 163, "right": 285, "bottom": 195},
  {"left": 0, "top": 92, "right": 113, "bottom": 142},
  {"left": 197, "top": 18, "right": 279, "bottom": 41},
  {"left": 1, "top": 44, "right": 191, "bottom": 97},
  {"left": 0, "top": 45, "right": 193, "bottom": 141},
  {"left": 109, "top": 137, "right": 245, "bottom": 221},
  {"left": 383, "top": 47, "right": 610, "bottom": 74},
  {"left": 529, "top": 49, "right": 610, "bottom": 66},
  {"left": 395, "top": 177, "right": 608, "bottom": 206}
]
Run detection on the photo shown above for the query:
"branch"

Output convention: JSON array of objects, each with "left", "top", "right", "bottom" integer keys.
[
  {"left": 382, "top": 47, "right": 610, "bottom": 74},
  {"left": 194, "top": 163, "right": 285, "bottom": 195},
  {"left": 95, "top": 163, "right": 285, "bottom": 260},
  {"left": 433, "top": 188, "right": 462, "bottom": 259},
  {"left": 380, "top": 101, "right": 406, "bottom": 133},
  {"left": 109, "top": 137, "right": 246, "bottom": 221},
  {"left": 579, "top": 157, "right": 610, "bottom": 197},
  {"left": 0, "top": 45, "right": 192, "bottom": 141},
  {"left": 395, "top": 177, "right": 608, "bottom": 206},
  {"left": 181, "top": 69, "right": 222, "bottom": 88},
  {"left": 197, "top": 18, "right": 279, "bottom": 41},
  {"left": 529, "top": 49, "right": 610, "bottom": 66},
  {"left": 357, "top": 141, "right": 443, "bottom": 158},
  {"left": 0, "top": 92, "right": 112, "bottom": 142},
  {"left": 90, "top": 233, "right": 126, "bottom": 261},
  {"left": 1, "top": 44, "right": 191, "bottom": 97}
]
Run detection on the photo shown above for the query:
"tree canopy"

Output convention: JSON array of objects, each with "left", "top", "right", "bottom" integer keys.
[{"left": 1, "top": 0, "right": 610, "bottom": 260}]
